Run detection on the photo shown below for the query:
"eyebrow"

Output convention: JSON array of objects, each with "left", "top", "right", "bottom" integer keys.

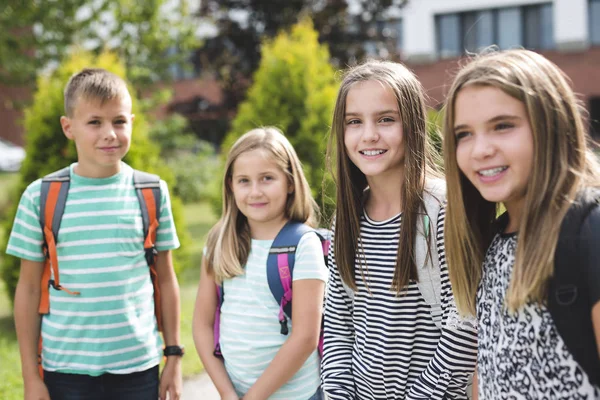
[
  {"left": 345, "top": 109, "right": 399, "bottom": 117},
  {"left": 454, "top": 114, "right": 521, "bottom": 131}
]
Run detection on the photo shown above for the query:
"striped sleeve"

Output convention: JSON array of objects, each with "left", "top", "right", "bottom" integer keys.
[
  {"left": 406, "top": 206, "right": 478, "bottom": 399},
  {"left": 6, "top": 180, "right": 45, "bottom": 262},
  {"left": 155, "top": 180, "right": 180, "bottom": 251},
  {"left": 320, "top": 225, "right": 356, "bottom": 400}
]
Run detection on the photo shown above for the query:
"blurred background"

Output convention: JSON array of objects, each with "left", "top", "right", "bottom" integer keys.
[{"left": 1, "top": 0, "right": 599, "bottom": 398}]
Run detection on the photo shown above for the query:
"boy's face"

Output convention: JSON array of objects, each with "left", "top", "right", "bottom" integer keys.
[{"left": 60, "top": 94, "right": 134, "bottom": 178}]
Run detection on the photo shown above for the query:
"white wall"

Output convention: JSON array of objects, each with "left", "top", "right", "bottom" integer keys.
[{"left": 400, "top": 0, "right": 590, "bottom": 61}]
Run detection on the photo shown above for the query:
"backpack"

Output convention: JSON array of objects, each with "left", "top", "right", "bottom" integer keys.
[
  {"left": 548, "top": 190, "right": 600, "bottom": 387},
  {"left": 37, "top": 167, "right": 163, "bottom": 376},
  {"left": 213, "top": 221, "right": 330, "bottom": 358},
  {"left": 341, "top": 179, "right": 446, "bottom": 330}
]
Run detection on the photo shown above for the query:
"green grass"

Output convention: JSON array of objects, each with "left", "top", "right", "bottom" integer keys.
[{"left": 0, "top": 201, "right": 217, "bottom": 399}]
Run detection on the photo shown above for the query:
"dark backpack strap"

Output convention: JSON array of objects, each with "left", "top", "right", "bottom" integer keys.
[
  {"left": 548, "top": 190, "right": 600, "bottom": 387},
  {"left": 132, "top": 170, "right": 163, "bottom": 331},
  {"left": 213, "top": 284, "right": 224, "bottom": 358},
  {"left": 267, "top": 221, "right": 315, "bottom": 335}
]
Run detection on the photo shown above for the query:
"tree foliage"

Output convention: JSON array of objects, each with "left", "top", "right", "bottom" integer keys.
[
  {"left": 0, "top": 0, "right": 197, "bottom": 87},
  {"left": 218, "top": 18, "right": 338, "bottom": 222},
  {"left": 0, "top": 51, "right": 192, "bottom": 305}
]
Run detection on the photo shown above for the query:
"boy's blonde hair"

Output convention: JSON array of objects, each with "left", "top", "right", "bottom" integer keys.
[
  {"left": 326, "top": 59, "right": 441, "bottom": 293},
  {"left": 205, "top": 127, "right": 318, "bottom": 282},
  {"left": 64, "top": 68, "right": 130, "bottom": 117},
  {"left": 443, "top": 49, "right": 600, "bottom": 315}
]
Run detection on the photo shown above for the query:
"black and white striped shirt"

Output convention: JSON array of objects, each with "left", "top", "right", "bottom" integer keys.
[{"left": 321, "top": 206, "right": 477, "bottom": 399}]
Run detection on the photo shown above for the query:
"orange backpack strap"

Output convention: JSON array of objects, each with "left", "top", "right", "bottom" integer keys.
[
  {"left": 38, "top": 167, "right": 78, "bottom": 377},
  {"left": 39, "top": 167, "right": 79, "bottom": 314},
  {"left": 133, "top": 170, "right": 162, "bottom": 331}
]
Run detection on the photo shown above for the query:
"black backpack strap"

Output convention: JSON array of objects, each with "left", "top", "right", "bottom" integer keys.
[{"left": 548, "top": 190, "right": 600, "bottom": 387}]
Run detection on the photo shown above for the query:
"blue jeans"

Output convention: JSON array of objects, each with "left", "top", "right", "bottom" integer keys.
[
  {"left": 44, "top": 365, "right": 159, "bottom": 400},
  {"left": 307, "top": 387, "right": 324, "bottom": 400}
]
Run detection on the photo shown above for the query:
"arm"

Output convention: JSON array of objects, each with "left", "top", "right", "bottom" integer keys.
[
  {"left": 156, "top": 250, "right": 182, "bottom": 400},
  {"left": 320, "top": 236, "right": 357, "bottom": 400},
  {"left": 407, "top": 207, "right": 478, "bottom": 400},
  {"left": 471, "top": 368, "right": 478, "bottom": 400},
  {"left": 192, "top": 257, "right": 239, "bottom": 400},
  {"left": 242, "top": 278, "right": 325, "bottom": 400},
  {"left": 14, "top": 259, "right": 50, "bottom": 400}
]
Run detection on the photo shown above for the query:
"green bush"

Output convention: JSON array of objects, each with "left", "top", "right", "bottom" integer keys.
[
  {"left": 215, "top": 18, "right": 339, "bottom": 223},
  {"left": 0, "top": 51, "right": 192, "bottom": 306},
  {"left": 149, "top": 115, "right": 219, "bottom": 203}
]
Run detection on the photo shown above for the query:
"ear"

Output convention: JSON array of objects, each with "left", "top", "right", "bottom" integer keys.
[
  {"left": 131, "top": 113, "right": 135, "bottom": 123},
  {"left": 60, "top": 116, "right": 74, "bottom": 140}
]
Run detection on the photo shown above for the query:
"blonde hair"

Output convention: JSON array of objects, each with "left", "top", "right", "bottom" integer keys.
[
  {"left": 64, "top": 68, "right": 130, "bottom": 117},
  {"left": 443, "top": 49, "right": 600, "bottom": 315},
  {"left": 327, "top": 59, "right": 441, "bottom": 292},
  {"left": 205, "top": 127, "right": 318, "bottom": 282}
]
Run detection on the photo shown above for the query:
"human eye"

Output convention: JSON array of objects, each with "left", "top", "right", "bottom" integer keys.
[
  {"left": 114, "top": 119, "right": 127, "bottom": 125},
  {"left": 237, "top": 178, "right": 249, "bottom": 184},
  {"left": 88, "top": 119, "right": 101, "bottom": 125},
  {"left": 495, "top": 122, "right": 514, "bottom": 131},
  {"left": 379, "top": 116, "right": 395, "bottom": 123},
  {"left": 346, "top": 119, "right": 361, "bottom": 125},
  {"left": 455, "top": 131, "right": 471, "bottom": 141}
]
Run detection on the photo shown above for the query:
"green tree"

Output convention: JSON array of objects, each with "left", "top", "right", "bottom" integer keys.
[
  {"left": 0, "top": 51, "right": 191, "bottom": 305},
  {"left": 0, "top": 0, "right": 197, "bottom": 86},
  {"left": 220, "top": 18, "right": 338, "bottom": 222}
]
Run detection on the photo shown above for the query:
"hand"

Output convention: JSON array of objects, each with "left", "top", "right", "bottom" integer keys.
[
  {"left": 24, "top": 377, "right": 50, "bottom": 400},
  {"left": 159, "top": 357, "right": 183, "bottom": 400},
  {"left": 222, "top": 393, "right": 240, "bottom": 400}
]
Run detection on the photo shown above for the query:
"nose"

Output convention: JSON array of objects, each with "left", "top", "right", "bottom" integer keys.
[
  {"left": 471, "top": 133, "right": 495, "bottom": 160},
  {"left": 361, "top": 121, "right": 379, "bottom": 142},
  {"left": 102, "top": 126, "right": 117, "bottom": 141},
  {"left": 249, "top": 182, "right": 262, "bottom": 197}
]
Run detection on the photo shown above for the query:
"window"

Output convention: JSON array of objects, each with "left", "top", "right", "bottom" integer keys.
[
  {"left": 590, "top": 0, "right": 600, "bottom": 45},
  {"left": 363, "top": 18, "right": 404, "bottom": 58},
  {"left": 436, "top": 3, "right": 554, "bottom": 57}
]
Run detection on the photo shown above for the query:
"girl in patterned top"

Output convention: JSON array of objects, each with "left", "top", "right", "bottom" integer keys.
[{"left": 443, "top": 49, "right": 600, "bottom": 398}]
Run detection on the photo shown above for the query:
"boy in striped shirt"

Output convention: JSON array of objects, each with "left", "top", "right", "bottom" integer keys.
[{"left": 7, "top": 68, "right": 182, "bottom": 400}]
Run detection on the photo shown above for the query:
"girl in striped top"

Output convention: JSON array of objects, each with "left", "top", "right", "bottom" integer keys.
[
  {"left": 321, "top": 60, "right": 478, "bottom": 399},
  {"left": 193, "top": 127, "right": 328, "bottom": 400}
]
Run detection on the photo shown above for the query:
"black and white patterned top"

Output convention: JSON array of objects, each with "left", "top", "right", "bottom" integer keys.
[
  {"left": 321, "top": 206, "right": 478, "bottom": 400},
  {"left": 477, "top": 232, "right": 600, "bottom": 399}
]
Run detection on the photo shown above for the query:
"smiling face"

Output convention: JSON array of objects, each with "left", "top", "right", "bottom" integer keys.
[
  {"left": 230, "top": 148, "right": 292, "bottom": 238},
  {"left": 60, "top": 94, "right": 133, "bottom": 178},
  {"left": 454, "top": 85, "right": 534, "bottom": 220},
  {"left": 343, "top": 80, "right": 405, "bottom": 185}
]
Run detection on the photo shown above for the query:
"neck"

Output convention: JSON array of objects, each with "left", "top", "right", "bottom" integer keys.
[
  {"left": 504, "top": 198, "right": 525, "bottom": 233},
  {"left": 364, "top": 170, "right": 404, "bottom": 221},
  {"left": 74, "top": 161, "right": 121, "bottom": 179},
  {"left": 248, "top": 216, "right": 289, "bottom": 240}
]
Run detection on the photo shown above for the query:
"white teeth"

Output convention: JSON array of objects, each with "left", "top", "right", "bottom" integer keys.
[
  {"left": 361, "top": 150, "right": 385, "bottom": 156},
  {"left": 479, "top": 167, "right": 507, "bottom": 176}
]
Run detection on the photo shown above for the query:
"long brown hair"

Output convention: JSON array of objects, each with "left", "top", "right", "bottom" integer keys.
[
  {"left": 327, "top": 60, "right": 440, "bottom": 292},
  {"left": 205, "top": 127, "right": 318, "bottom": 282},
  {"left": 443, "top": 49, "right": 600, "bottom": 315}
]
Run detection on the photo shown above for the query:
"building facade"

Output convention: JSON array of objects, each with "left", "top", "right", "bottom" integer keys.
[{"left": 392, "top": 0, "right": 600, "bottom": 136}]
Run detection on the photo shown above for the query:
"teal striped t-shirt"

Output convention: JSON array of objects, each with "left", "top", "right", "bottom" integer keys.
[
  {"left": 219, "top": 233, "right": 328, "bottom": 399},
  {"left": 6, "top": 162, "right": 180, "bottom": 376}
]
